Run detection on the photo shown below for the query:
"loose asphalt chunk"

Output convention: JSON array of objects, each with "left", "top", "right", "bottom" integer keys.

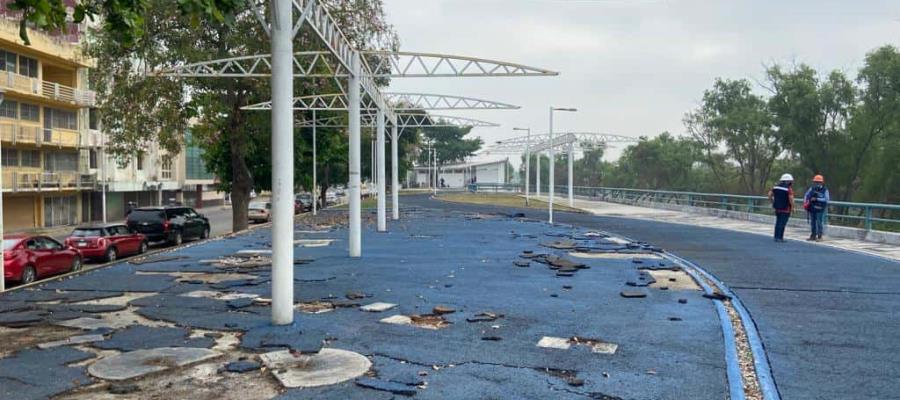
[
  {"left": 240, "top": 324, "right": 325, "bottom": 353},
  {"left": 355, "top": 377, "right": 418, "bottom": 396},
  {"left": 88, "top": 347, "right": 221, "bottom": 381},
  {"left": 224, "top": 360, "right": 262, "bottom": 373},
  {"left": 0, "top": 347, "right": 93, "bottom": 399},
  {"left": 0, "top": 289, "right": 125, "bottom": 304},
  {"left": 620, "top": 290, "right": 647, "bottom": 298},
  {"left": 432, "top": 305, "right": 455, "bottom": 315},
  {"left": 94, "top": 325, "right": 216, "bottom": 351}
]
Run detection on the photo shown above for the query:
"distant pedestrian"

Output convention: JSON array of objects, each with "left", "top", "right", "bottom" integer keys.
[
  {"left": 440, "top": 177, "right": 445, "bottom": 188},
  {"left": 803, "top": 175, "right": 830, "bottom": 241},
  {"left": 768, "top": 173, "right": 795, "bottom": 242}
]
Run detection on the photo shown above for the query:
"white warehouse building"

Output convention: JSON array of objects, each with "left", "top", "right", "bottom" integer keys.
[{"left": 409, "top": 159, "right": 511, "bottom": 188}]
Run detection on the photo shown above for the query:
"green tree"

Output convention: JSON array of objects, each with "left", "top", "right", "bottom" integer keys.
[{"left": 417, "top": 124, "right": 483, "bottom": 166}]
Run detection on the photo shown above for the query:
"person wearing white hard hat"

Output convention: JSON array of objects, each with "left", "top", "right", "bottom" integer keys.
[{"left": 768, "top": 173, "right": 795, "bottom": 242}]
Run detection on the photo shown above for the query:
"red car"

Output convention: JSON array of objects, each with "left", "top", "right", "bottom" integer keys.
[
  {"left": 64, "top": 224, "right": 148, "bottom": 262},
  {"left": 3, "top": 234, "right": 83, "bottom": 284}
]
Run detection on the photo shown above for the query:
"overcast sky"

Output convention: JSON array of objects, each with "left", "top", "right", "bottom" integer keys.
[{"left": 382, "top": 0, "right": 899, "bottom": 160}]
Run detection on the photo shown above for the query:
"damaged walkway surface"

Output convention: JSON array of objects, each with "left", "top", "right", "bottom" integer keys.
[
  {"left": 418, "top": 194, "right": 900, "bottom": 400},
  {"left": 0, "top": 205, "right": 728, "bottom": 399}
]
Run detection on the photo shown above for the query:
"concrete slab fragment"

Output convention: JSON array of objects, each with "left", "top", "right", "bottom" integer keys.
[
  {"left": 294, "top": 239, "right": 334, "bottom": 247},
  {"left": 88, "top": 347, "right": 221, "bottom": 381},
  {"left": 360, "top": 302, "right": 397, "bottom": 312},
  {"left": 536, "top": 336, "right": 571, "bottom": 350},
  {"left": 260, "top": 348, "right": 371, "bottom": 388},
  {"left": 37, "top": 334, "right": 105, "bottom": 349},
  {"left": 56, "top": 317, "right": 118, "bottom": 331},
  {"left": 379, "top": 315, "right": 412, "bottom": 326},
  {"left": 181, "top": 290, "right": 259, "bottom": 301}
]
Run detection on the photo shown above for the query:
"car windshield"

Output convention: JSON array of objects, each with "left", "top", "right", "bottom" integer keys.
[
  {"left": 71, "top": 228, "right": 105, "bottom": 237},
  {"left": 129, "top": 210, "right": 165, "bottom": 222},
  {"left": 2, "top": 239, "right": 20, "bottom": 251}
]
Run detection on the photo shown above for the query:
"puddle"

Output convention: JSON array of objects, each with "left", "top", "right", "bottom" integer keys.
[{"left": 645, "top": 269, "right": 700, "bottom": 291}]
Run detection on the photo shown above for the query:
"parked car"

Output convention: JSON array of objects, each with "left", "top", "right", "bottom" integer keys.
[
  {"left": 126, "top": 206, "right": 211, "bottom": 245},
  {"left": 249, "top": 202, "right": 272, "bottom": 223},
  {"left": 3, "top": 234, "right": 82, "bottom": 284},
  {"left": 325, "top": 192, "right": 338, "bottom": 205},
  {"left": 64, "top": 224, "right": 148, "bottom": 262},
  {"left": 296, "top": 193, "right": 313, "bottom": 212}
]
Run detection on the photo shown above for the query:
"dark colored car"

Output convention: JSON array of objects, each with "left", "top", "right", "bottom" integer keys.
[
  {"left": 64, "top": 224, "right": 148, "bottom": 262},
  {"left": 126, "top": 206, "right": 211, "bottom": 246},
  {"left": 3, "top": 234, "right": 82, "bottom": 284},
  {"left": 296, "top": 194, "right": 313, "bottom": 212}
]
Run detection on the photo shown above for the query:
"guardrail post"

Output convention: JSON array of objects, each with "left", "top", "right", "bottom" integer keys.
[
  {"left": 747, "top": 198, "right": 753, "bottom": 213},
  {"left": 865, "top": 206, "right": 872, "bottom": 231}
]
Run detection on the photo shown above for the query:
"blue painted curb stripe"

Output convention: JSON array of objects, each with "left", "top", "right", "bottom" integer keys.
[{"left": 682, "top": 257, "right": 782, "bottom": 400}]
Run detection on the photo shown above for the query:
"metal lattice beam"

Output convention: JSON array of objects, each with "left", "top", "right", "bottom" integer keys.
[
  {"left": 485, "top": 132, "right": 638, "bottom": 154},
  {"left": 242, "top": 92, "right": 519, "bottom": 111},
  {"left": 296, "top": 113, "right": 499, "bottom": 128},
  {"left": 362, "top": 51, "right": 559, "bottom": 77}
]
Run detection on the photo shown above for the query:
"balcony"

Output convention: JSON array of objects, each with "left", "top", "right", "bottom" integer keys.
[
  {"left": 1, "top": 170, "right": 96, "bottom": 192},
  {"left": 0, "top": 71, "right": 95, "bottom": 107},
  {"left": 0, "top": 121, "right": 81, "bottom": 148}
]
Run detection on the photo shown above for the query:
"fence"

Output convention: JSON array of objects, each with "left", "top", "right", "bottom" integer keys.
[{"left": 469, "top": 183, "right": 900, "bottom": 233}]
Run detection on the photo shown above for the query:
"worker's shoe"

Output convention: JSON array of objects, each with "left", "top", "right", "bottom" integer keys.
[{"left": 806, "top": 235, "right": 816, "bottom": 241}]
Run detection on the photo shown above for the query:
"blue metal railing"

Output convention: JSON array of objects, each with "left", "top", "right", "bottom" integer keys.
[{"left": 467, "top": 183, "right": 900, "bottom": 233}]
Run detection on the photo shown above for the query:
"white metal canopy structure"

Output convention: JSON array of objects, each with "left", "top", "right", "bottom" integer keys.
[
  {"left": 295, "top": 114, "right": 500, "bottom": 128},
  {"left": 156, "top": 0, "right": 558, "bottom": 325},
  {"left": 486, "top": 132, "right": 638, "bottom": 210},
  {"left": 241, "top": 93, "right": 520, "bottom": 111}
]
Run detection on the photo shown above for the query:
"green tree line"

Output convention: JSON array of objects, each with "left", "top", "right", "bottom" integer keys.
[{"left": 524, "top": 45, "right": 900, "bottom": 204}]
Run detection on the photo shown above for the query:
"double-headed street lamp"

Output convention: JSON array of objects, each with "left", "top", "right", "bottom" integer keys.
[
  {"left": 548, "top": 106, "right": 577, "bottom": 224},
  {"left": 513, "top": 127, "right": 531, "bottom": 206}
]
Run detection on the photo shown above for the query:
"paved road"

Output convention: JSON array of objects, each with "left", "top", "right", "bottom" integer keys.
[{"left": 407, "top": 195, "right": 900, "bottom": 400}]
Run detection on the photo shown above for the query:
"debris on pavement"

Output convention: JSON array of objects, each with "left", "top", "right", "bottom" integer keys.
[
  {"left": 87, "top": 347, "right": 221, "bottom": 380},
  {"left": 224, "top": 360, "right": 262, "bottom": 373},
  {"left": 620, "top": 290, "right": 648, "bottom": 298},
  {"left": 37, "top": 333, "right": 105, "bottom": 349},
  {"left": 360, "top": 302, "right": 398, "bottom": 312},
  {"left": 260, "top": 348, "right": 371, "bottom": 388},
  {"left": 355, "top": 377, "right": 418, "bottom": 396}
]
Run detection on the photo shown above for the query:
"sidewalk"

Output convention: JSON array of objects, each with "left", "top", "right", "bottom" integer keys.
[{"left": 533, "top": 195, "right": 900, "bottom": 261}]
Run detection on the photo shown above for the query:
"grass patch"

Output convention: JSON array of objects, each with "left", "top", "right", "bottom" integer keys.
[
  {"left": 437, "top": 193, "right": 583, "bottom": 213},
  {"left": 333, "top": 197, "right": 381, "bottom": 209}
]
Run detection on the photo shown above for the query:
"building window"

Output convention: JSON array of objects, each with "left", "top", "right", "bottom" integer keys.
[
  {"left": 89, "top": 149, "right": 98, "bottom": 169},
  {"left": 161, "top": 156, "right": 173, "bottom": 180},
  {"left": 88, "top": 108, "right": 99, "bottom": 130},
  {"left": 1, "top": 148, "right": 18, "bottom": 167},
  {"left": 18, "top": 56, "right": 37, "bottom": 78},
  {"left": 43, "top": 196, "right": 77, "bottom": 227},
  {"left": 20, "top": 103, "right": 40, "bottom": 122},
  {"left": 0, "top": 100, "right": 18, "bottom": 119},
  {"left": 46, "top": 108, "right": 77, "bottom": 130},
  {"left": 185, "top": 130, "right": 214, "bottom": 180},
  {"left": 44, "top": 151, "right": 78, "bottom": 172},
  {"left": 0, "top": 50, "right": 15, "bottom": 72},
  {"left": 136, "top": 153, "right": 144, "bottom": 171},
  {"left": 20, "top": 150, "right": 40, "bottom": 168}
]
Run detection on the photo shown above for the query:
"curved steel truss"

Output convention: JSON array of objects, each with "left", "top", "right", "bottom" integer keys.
[
  {"left": 296, "top": 113, "right": 499, "bottom": 128},
  {"left": 242, "top": 92, "right": 519, "bottom": 111},
  {"left": 486, "top": 132, "right": 638, "bottom": 154}
]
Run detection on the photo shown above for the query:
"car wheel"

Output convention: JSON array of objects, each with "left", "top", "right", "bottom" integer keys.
[
  {"left": 21, "top": 266, "right": 36, "bottom": 284},
  {"left": 106, "top": 247, "right": 118, "bottom": 262},
  {"left": 172, "top": 231, "right": 183, "bottom": 246},
  {"left": 139, "top": 241, "right": 148, "bottom": 254},
  {"left": 71, "top": 257, "right": 82, "bottom": 272},
  {"left": 201, "top": 226, "right": 210, "bottom": 239}
]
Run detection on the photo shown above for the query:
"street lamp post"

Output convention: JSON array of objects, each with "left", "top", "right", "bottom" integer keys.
[
  {"left": 513, "top": 127, "right": 530, "bottom": 206},
  {"left": 312, "top": 109, "right": 317, "bottom": 216},
  {"left": 548, "top": 106, "right": 577, "bottom": 224}
]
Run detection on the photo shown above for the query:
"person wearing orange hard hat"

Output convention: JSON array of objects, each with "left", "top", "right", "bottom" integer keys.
[{"left": 803, "top": 174, "right": 830, "bottom": 241}]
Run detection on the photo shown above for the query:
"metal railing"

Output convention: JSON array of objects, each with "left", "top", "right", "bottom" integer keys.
[
  {"left": 1, "top": 71, "right": 96, "bottom": 107},
  {"left": 0, "top": 121, "right": 81, "bottom": 148},
  {"left": 469, "top": 183, "right": 900, "bottom": 233},
  {"left": 1, "top": 171, "right": 96, "bottom": 192}
]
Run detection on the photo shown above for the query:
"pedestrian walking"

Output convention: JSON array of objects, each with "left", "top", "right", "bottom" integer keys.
[
  {"left": 768, "top": 173, "right": 795, "bottom": 242},
  {"left": 803, "top": 175, "right": 830, "bottom": 241}
]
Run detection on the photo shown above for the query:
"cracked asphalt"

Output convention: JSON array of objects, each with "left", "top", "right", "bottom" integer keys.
[
  {"left": 409, "top": 194, "right": 900, "bottom": 400},
  {"left": 1, "top": 200, "right": 730, "bottom": 400}
]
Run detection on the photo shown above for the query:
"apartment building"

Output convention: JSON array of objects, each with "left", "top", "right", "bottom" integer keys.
[{"left": 0, "top": 7, "right": 96, "bottom": 230}]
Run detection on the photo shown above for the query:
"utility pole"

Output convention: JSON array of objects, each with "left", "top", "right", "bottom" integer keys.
[{"left": 513, "top": 127, "right": 530, "bottom": 206}]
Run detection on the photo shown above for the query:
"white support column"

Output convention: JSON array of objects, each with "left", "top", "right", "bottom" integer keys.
[
  {"left": 376, "top": 109, "right": 386, "bottom": 232},
  {"left": 524, "top": 133, "right": 530, "bottom": 205},
  {"left": 348, "top": 51, "right": 362, "bottom": 257},
  {"left": 536, "top": 152, "right": 540, "bottom": 198},
  {"left": 391, "top": 123, "right": 400, "bottom": 220},
  {"left": 312, "top": 110, "right": 317, "bottom": 216},
  {"left": 101, "top": 134, "right": 107, "bottom": 223},
  {"left": 568, "top": 140, "right": 574, "bottom": 207},
  {"left": 270, "top": 0, "right": 294, "bottom": 325},
  {"left": 548, "top": 108, "right": 555, "bottom": 224},
  {"left": 432, "top": 149, "right": 437, "bottom": 195}
]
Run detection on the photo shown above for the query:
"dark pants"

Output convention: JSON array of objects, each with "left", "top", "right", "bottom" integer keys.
[
  {"left": 774, "top": 212, "right": 790, "bottom": 240},
  {"left": 809, "top": 211, "right": 825, "bottom": 238}
]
